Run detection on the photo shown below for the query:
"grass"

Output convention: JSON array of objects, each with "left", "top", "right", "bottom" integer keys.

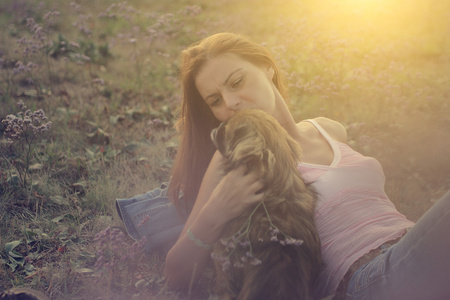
[{"left": 1, "top": 0, "right": 450, "bottom": 298}]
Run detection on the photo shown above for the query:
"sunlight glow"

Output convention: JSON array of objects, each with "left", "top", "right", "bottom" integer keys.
[{"left": 272, "top": 0, "right": 449, "bottom": 57}]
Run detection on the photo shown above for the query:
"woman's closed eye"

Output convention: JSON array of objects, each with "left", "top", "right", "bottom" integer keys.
[
  {"left": 211, "top": 96, "right": 222, "bottom": 107},
  {"left": 231, "top": 76, "right": 245, "bottom": 89}
]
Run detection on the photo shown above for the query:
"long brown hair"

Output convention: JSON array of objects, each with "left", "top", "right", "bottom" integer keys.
[{"left": 168, "top": 32, "right": 288, "bottom": 215}]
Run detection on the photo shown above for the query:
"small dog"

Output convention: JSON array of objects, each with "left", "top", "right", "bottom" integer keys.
[{"left": 210, "top": 109, "right": 322, "bottom": 300}]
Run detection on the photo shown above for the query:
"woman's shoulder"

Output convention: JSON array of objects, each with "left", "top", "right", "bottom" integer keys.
[{"left": 298, "top": 117, "right": 347, "bottom": 143}]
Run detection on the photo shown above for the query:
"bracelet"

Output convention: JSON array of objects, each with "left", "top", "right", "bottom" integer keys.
[{"left": 187, "top": 227, "right": 212, "bottom": 250}]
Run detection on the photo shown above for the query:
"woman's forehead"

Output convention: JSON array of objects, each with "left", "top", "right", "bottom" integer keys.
[
  {"left": 200, "top": 53, "right": 249, "bottom": 73},
  {"left": 195, "top": 54, "right": 250, "bottom": 92}
]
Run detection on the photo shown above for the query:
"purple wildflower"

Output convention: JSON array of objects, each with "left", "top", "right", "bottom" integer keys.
[{"left": 93, "top": 226, "right": 146, "bottom": 279}]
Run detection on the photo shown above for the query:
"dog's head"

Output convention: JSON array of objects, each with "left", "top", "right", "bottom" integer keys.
[{"left": 211, "top": 109, "right": 302, "bottom": 179}]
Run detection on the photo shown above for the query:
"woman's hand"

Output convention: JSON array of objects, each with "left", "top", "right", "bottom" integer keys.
[
  {"left": 204, "top": 164, "right": 265, "bottom": 227},
  {"left": 164, "top": 152, "right": 264, "bottom": 289}
]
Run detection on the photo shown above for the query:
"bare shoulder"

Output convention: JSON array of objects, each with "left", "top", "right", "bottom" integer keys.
[{"left": 306, "top": 117, "right": 347, "bottom": 143}]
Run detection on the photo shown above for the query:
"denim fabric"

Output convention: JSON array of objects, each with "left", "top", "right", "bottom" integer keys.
[
  {"left": 345, "top": 190, "right": 450, "bottom": 300},
  {"left": 116, "top": 183, "right": 185, "bottom": 252}
]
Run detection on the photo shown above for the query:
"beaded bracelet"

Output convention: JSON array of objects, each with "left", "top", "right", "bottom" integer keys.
[{"left": 187, "top": 227, "right": 212, "bottom": 250}]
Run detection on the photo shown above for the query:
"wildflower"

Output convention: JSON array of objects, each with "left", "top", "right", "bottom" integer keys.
[
  {"left": 250, "top": 258, "right": 262, "bottom": 266},
  {"left": 222, "top": 260, "right": 231, "bottom": 272},
  {"left": 2, "top": 103, "right": 52, "bottom": 143},
  {"left": 181, "top": 5, "right": 202, "bottom": 17},
  {"left": 211, "top": 201, "right": 305, "bottom": 271},
  {"left": 92, "top": 78, "right": 105, "bottom": 85},
  {"left": 43, "top": 10, "right": 60, "bottom": 26},
  {"left": 71, "top": 11, "right": 92, "bottom": 35},
  {"left": 69, "top": 41, "right": 80, "bottom": 48},
  {"left": 240, "top": 240, "right": 251, "bottom": 248},
  {"left": 93, "top": 226, "right": 146, "bottom": 279},
  {"left": 148, "top": 118, "right": 163, "bottom": 126}
]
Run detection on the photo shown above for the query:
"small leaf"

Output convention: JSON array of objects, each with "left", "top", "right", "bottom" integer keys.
[
  {"left": 23, "top": 89, "right": 38, "bottom": 98},
  {"left": 5, "top": 240, "right": 22, "bottom": 253},
  {"left": 7, "top": 260, "right": 18, "bottom": 272},
  {"left": 79, "top": 251, "right": 95, "bottom": 259},
  {"left": 51, "top": 214, "right": 67, "bottom": 223},
  {"left": 24, "top": 264, "right": 35, "bottom": 275},
  {"left": 49, "top": 195, "right": 70, "bottom": 206},
  {"left": 125, "top": 107, "right": 144, "bottom": 119},
  {"left": 29, "top": 163, "right": 43, "bottom": 171},
  {"left": 86, "top": 120, "right": 98, "bottom": 127},
  {"left": 87, "top": 128, "right": 110, "bottom": 144},
  {"left": 75, "top": 268, "right": 94, "bottom": 274},
  {"left": 85, "top": 148, "right": 95, "bottom": 158},
  {"left": 109, "top": 115, "right": 125, "bottom": 125},
  {"left": 9, "top": 251, "right": 23, "bottom": 259},
  {"left": 72, "top": 181, "right": 88, "bottom": 189},
  {"left": 7, "top": 174, "right": 20, "bottom": 186},
  {"left": 122, "top": 143, "right": 139, "bottom": 153},
  {"left": 8, "top": 256, "right": 24, "bottom": 270},
  {"left": 135, "top": 279, "right": 149, "bottom": 289}
]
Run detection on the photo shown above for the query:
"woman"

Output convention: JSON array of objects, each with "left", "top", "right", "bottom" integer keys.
[{"left": 160, "top": 32, "right": 450, "bottom": 299}]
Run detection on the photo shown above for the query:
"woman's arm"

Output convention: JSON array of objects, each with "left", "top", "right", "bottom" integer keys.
[{"left": 164, "top": 151, "right": 264, "bottom": 289}]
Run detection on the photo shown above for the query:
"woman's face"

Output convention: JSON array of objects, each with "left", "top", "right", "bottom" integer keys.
[{"left": 195, "top": 53, "right": 277, "bottom": 122}]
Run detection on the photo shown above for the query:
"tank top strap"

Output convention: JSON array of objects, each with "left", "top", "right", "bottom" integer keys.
[
  {"left": 303, "top": 119, "right": 342, "bottom": 167},
  {"left": 304, "top": 119, "right": 334, "bottom": 144}
]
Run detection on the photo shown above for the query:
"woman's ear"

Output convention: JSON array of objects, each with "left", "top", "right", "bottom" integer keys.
[{"left": 265, "top": 65, "right": 275, "bottom": 80}]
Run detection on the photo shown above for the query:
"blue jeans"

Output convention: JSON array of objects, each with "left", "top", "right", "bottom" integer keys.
[
  {"left": 346, "top": 190, "right": 450, "bottom": 300},
  {"left": 116, "top": 183, "right": 185, "bottom": 252}
]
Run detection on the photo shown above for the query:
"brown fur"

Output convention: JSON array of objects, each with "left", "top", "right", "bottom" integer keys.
[{"left": 210, "top": 109, "right": 322, "bottom": 300}]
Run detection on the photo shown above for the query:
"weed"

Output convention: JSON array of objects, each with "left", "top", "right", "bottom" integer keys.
[
  {"left": 1, "top": 100, "right": 52, "bottom": 195},
  {"left": 93, "top": 227, "right": 146, "bottom": 285}
]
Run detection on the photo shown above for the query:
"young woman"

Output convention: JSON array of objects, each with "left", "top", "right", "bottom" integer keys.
[{"left": 161, "top": 32, "right": 450, "bottom": 299}]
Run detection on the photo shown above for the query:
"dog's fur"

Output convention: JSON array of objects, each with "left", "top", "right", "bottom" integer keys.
[{"left": 210, "top": 109, "right": 322, "bottom": 300}]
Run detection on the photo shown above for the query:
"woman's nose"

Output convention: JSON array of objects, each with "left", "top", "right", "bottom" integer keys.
[{"left": 223, "top": 93, "right": 241, "bottom": 111}]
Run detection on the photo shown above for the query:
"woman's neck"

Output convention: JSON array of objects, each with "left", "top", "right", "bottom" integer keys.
[{"left": 273, "top": 91, "right": 305, "bottom": 145}]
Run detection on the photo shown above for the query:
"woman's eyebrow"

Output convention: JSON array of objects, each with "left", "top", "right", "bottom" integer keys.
[{"left": 223, "top": 68, "right": 242, "bottom": 85}]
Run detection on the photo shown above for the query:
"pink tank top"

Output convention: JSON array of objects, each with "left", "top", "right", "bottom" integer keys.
[{"left": 297, "top": 119, "right": 415, "bottom": 298}]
